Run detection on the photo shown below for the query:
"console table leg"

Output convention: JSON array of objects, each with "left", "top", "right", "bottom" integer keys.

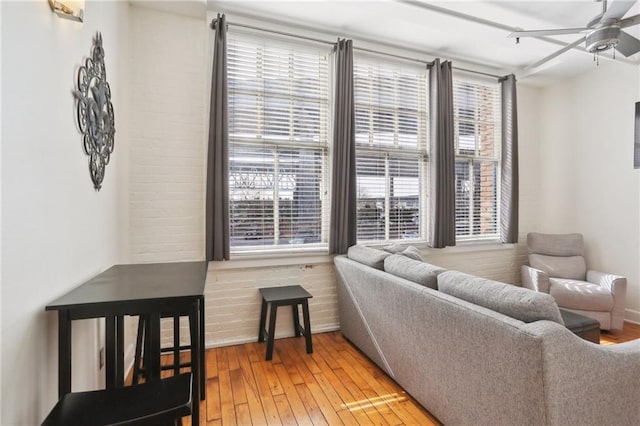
[{"left": 58, "top": 310, "right": 72, "bottom": 398}]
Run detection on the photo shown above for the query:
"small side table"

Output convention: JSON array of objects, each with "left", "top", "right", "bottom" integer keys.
[
  {"left": 560, "top": 309, "right": 601, "bottom": 344},
  {"left": 258, "top": 285, "right": 313, "bottom": 361}
]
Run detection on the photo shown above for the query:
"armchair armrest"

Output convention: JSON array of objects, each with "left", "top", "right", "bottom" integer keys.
[
  {"left": 586, "top": 270, "right": 627, "bottom": 293},
  {"left": 521, "top": 265, "right": 550, "bottom": 293},
  {"left": 587, "top": 270, "right": 627, "bottom": 331}
]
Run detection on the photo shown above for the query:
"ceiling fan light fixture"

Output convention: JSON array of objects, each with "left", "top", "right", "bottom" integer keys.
[{"left": 585, "top": 26, "right": 620, "bottom": 53}]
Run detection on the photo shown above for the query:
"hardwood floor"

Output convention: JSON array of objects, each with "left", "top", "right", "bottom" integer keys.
[
  {"left": 163, "top": 321, "right": 640, "bottom": 426},
  {"left": 601, "top": 321, "right": 640, "bottom": 345},
  {"left": 170, "top": 332, "right": 439, "bottom": 426}
]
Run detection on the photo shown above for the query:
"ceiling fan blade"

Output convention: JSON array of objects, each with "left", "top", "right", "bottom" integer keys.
[
  {"left": 620, "top": 13, "right": 640, "bottom": 28},
  {"left": 616, "top": 30, "right": 640, "bottom": 56},
  {"left": 508, "top": 28, "right": 588, "bottom": 38},
  {"left": 523, "top": 36, "right": 586, "bottom": 72},
  {"left": 602, "top": 0, "right": 636, "bottom": 21}
]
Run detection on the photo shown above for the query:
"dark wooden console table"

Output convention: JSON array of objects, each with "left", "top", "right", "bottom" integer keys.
[{"left": 45, "top": 261, "right": 207, "bottom": 426}]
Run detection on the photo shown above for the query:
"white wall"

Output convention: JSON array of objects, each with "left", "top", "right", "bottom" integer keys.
[
  {"left": 538, "top": 61, "right": 640, "bottom": 322},
  {"left": 1, "top": 1, "right": 129, "bottom": 424}
]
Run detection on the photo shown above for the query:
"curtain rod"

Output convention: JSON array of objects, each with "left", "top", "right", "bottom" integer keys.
[{"left": 211, "top": 18, "right": 503, "bottom": 79}]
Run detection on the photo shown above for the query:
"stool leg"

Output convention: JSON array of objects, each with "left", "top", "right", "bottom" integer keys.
[
  {"left": 148, "top": 313, "right": 162, "bottom": 380},
  {"left": 302, "top": 300, "right": 313, "bottom": 354},
  {"left": 258, "top": 298, "right": 267, "bottom": 343},
  {"left": 132, "top": 316, "right": 145, "bottom": 384},
  {"left": 266, "top": 303, "right": 278, "bottom": 361},
  {"left": 143, "top": 314, "right": 152, "bottom": 381},
  {"left": 173, "top": 315, "right": 180, "bottom": 376},
  {"left": 292, "top": 304, "right": 301, "bottom": 337}
]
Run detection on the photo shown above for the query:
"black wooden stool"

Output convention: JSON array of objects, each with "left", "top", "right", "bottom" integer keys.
[
  {"left": 42, "top": 373, "right": 192, "bottom": 426},
  {"left": 258, "top": 285, "right": 313, "bottom": 361},
  {"left": 132, "top": 315, "right": 191, "bottom": 384}
]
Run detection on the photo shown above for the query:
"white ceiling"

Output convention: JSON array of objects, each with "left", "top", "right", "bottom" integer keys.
[{"left": 203, "top": 0, "right": 640, "bottom": 86}]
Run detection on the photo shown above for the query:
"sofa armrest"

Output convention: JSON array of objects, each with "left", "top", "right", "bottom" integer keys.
[
  {"left": 523, "top": 321, "right": 640, "bottom": 424},
  {"left": 587, "top": 270, "right": 627, "bottom": 331},
  {"left": 521, "top": 265, "right": 550, "bottom": 293}
]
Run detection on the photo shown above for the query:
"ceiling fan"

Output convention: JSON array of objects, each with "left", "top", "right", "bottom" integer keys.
[{"left": 509, "top": 0, "right": 640, "bottom": 61}]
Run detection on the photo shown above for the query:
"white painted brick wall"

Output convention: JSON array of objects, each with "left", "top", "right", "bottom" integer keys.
[
  {"left": 128, "top": 6, "right": 206, "bottom": 266},
  {"left": 205, "top": 260, "right": 339, "bottom": 348}
]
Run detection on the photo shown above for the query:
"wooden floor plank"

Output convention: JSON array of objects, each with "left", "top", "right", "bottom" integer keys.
[
  {"left": 229, "top": 368, "right": 248, "bottom": 406},
  {"left": 206, "top": 349, "right": 218, "bottom": 379},
  {"left": 206, "top": 377, "right": 221, "bottom": 422},
  {"left": 273, "top": 362, "right": 314, "bottom": 425},
  {"left": 234, "top": 403, "right": 252, "bottom": 425},
  {"left": 272, "top": 393, "right": 298, "bottom": 425},
  {"left": 161, "top": 326, "right": 639, "bottom": 426},
  {"left": 294, "top": 383, "right": 330, "bottom": 426}
]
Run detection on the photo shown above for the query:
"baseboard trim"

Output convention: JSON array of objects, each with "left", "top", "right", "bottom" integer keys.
[
  {"left": 205, "top": 324, "right": 341, "bottom": 349},
  {"left": 625, "top": 308, "right": 640, "bottom": 325}
]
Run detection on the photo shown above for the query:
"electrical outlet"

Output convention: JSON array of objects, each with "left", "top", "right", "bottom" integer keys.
[{"left": 99, "top": 347, "right": 105, "bottom": 369}]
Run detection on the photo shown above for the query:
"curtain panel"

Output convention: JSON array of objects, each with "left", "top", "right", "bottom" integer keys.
[
  {"left": 428, "top": 59, "right": 456, "bottom": 248},
  {"left": 329, "top": 39, "right": 357, "bottom": 254},
  {"left": 499, "top": 74, "right": 519, "bottom": 243},
  {"left": 206, "top": 13, "right": 230, "bottom": 261}
]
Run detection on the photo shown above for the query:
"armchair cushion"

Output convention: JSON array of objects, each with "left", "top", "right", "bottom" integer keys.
[
  {"left": 529, "top": 254, "right": 586, "bottom": 280},
  {"left": 549, "top": 278, "right": 614, "bottom": 311},
  {"left": 527, "top": 232, "right": 584, "bottom": 256}
]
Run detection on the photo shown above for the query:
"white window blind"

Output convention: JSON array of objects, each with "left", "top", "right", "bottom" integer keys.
[
  {"left": 227, "top": 33, "right": 331, "bottom": 251},
  {"left": 354, "top": 56, "right": 428, "bottom": 243},
  {"left": 453, "top": 77, "right": 501, "bottom": 240}
]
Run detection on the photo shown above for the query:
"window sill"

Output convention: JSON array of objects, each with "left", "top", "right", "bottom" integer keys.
[
  {"left": 207, "top": 240, "right": 517, "bottom": 271},
  {"left": 208, "top": 248, "right": 333, "bottom": 271}
]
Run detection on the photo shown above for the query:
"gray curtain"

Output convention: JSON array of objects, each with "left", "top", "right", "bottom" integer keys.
[
  {"left": 329, "top": 39, "right": 357, "bottom": 254},
  {"left": 499, "top": 74, "right": 519, "bottom": 243},
  {"left": 206, "top": 13, "right": 230, "bottom": 261},
  {"left": 428, "top": 59, "right": 456, "bottom": 248}
]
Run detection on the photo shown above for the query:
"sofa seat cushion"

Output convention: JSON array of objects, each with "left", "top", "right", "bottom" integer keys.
[
  {"left": 347, "top": 245, "right": 390, "bottom": 270},
  {"left": 438, "top": 271, "right": 564, "bottom": 325},
  {"left": 549, "top": 278, "right": 614, "bottom": 311},
  {"left": 383, "top": 255, "right": 445, "bottom": 289},
  {"left": 528, "top": 254, "right": 586, "bottom": 280}
]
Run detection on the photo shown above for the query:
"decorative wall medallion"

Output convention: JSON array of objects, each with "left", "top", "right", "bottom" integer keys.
[{"left": 75, "top": 32, "right": 115, "bottom": 191}]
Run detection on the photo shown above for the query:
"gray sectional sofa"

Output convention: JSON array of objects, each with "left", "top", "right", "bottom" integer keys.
[{"left": 335, "top": 246, "right": 640, "bottom": 426}]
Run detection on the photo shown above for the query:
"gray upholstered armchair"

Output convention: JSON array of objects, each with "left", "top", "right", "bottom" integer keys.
[{"left": 521, "top": 232, "right": 627, "bottom": 331}]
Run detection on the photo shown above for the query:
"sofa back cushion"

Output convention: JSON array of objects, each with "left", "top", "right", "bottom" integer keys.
[
  {"left": 438, "top": 271, "right": 564, "bottom": 325},
  {"left": 529, "top": 254, "right": 587, "bottom": 280},
  {"left": 383, "top": 255, "right": 446, "bottom": 289},
  {"left": 347, "top": 245, "right": 390, "bottom": 270}
]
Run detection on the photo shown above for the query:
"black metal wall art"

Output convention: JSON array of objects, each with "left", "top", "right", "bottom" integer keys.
[{"left": 75, "top": 32, "right": 115, "bottom": 191}]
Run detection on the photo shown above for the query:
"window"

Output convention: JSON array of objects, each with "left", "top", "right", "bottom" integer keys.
[
  {"left": 453, "top": 77, "right": 501, "bottom": 240},
  {"left": 227, "top": 33, "right": 331, "bottom": 251},
  {"left": 354, "top": 56, "right": 428, "bottom": 243}
]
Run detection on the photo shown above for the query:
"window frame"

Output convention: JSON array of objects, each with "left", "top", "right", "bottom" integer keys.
[
  {"left": 226, "top": 31, "right": 332, "bottom": 254},
  {"left": 353, "top": 54, "right": 429, "bottom": 245},
  {"left": 452, "top": 75, "right": 502, "bottom": 242}
]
